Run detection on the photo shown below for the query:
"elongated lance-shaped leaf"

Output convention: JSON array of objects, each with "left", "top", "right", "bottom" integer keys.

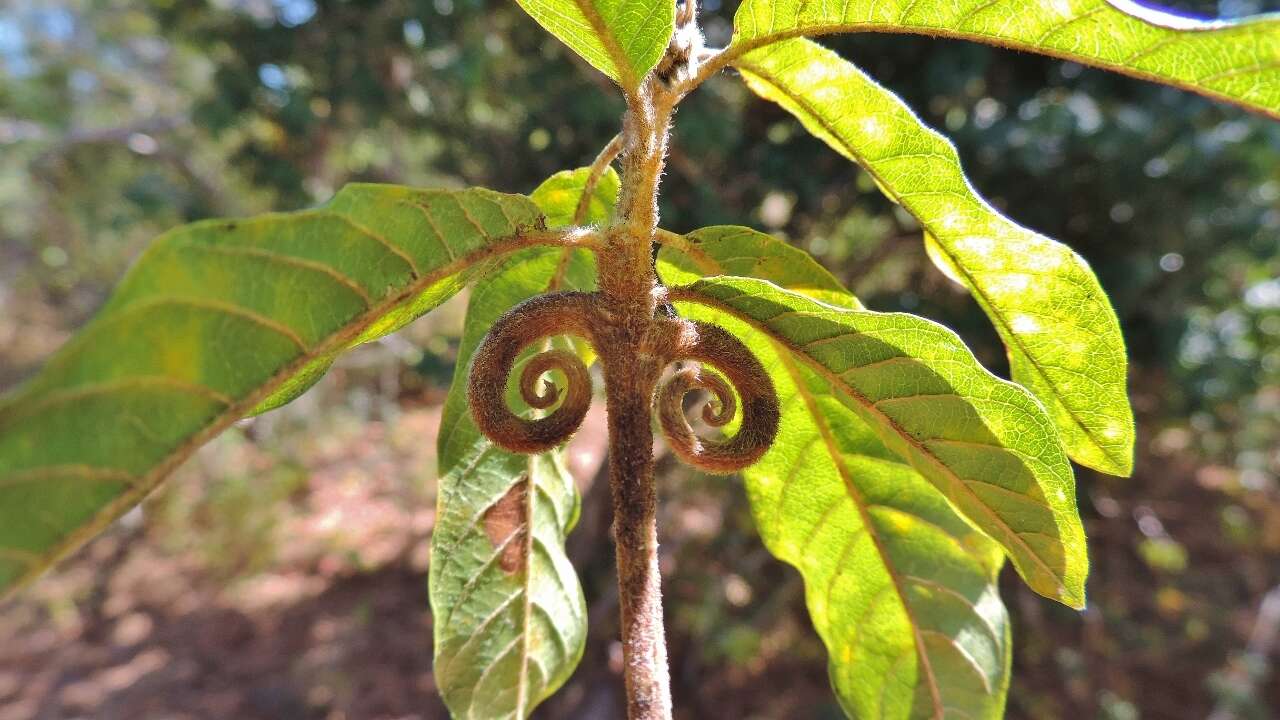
[
  {"left": 737, "top": 39, "right": 1135, "bottom": 476},
  {"left": 659, "top": 228, "right": 1012, "bottom": 718},
  {"left": 0, "top": 185, "right": 577, "bottom": 599},
  {"left": 671, "top": 277, "right": 1089, "bottom": 608},
  {"left": 515, "top": 0, "right": 673, "bottom": 90},
  {"left": 430, "top": 166, "right": 615, "bottom": 719},
  {"left": 730, "top": 0, "right": 1280, "bottom": 118}
]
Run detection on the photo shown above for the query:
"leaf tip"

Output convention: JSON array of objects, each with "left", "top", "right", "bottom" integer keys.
[
  {"left": 1077, "top": 435, "right": 1136, "bottom": 478},
  {"left": 1108, "top": 454, "right": 1135, "bottom": 479}
]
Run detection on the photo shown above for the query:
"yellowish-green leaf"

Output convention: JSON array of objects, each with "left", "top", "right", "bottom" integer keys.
[
  {"left": 660, "top": 231, "right": 1012, "bottom": 718},
  {"left": 530, "top": 165, "right": 621, "bottom": 227},
  {"left": 659, "top": 225, "right": 862, "bottom": 309},
  {"left": 515, "top": 0, "right": 674, "bottom": 90},
  {"left": 730, "top": 0, "right": 1280, "bottom": 118},
  {"left": 672, "top": 277, "right": 1089, "bottom": 608},
  {"left": 0, "top": 185, "right": 570, "bottom": 599},
  {"left": 430, "top": 167, "right": 614, "bottom": 719},
  {"left": 737, "top": 39, "right": 1135, "bottom": 476}
]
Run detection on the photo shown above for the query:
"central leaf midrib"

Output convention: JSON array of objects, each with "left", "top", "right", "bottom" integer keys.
[
  {"left": 517, "top": 458, "right": 537, "bottom": 718},
  {"left": 571, "top": 0, "right": 637, "bottom": 88},
  {"left": 774, "top": 348, "right": 946, "bottom": 718}
]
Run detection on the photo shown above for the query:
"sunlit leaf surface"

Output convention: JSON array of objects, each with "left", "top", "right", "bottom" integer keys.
[
  {"left": 659, "top": 225, "right": 862, "bottom": 310},
  {"left": 515, "top": 0, "right": 674, "bottom": 90},
  {"left": 0, "top": 186, "right": 565, "bottom": 598},
  {"left": 737, "top": 38, "right": 1135, "bottom": 476},
  {"left": 731, "top": 0, "right": 1280, "bottom": 117},
  {"left": 660, "top": 227, "right": 1012, "bottom": 718},
  {"left": 673, "top": 276, "right": 1089, "bottom": 608}
]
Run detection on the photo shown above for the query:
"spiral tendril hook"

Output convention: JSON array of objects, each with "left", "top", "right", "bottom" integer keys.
[
  {"left": 656, "top": 320, "right": 780, "bottom": 474},
  {"left": 467, "top": 292, "right": 595, "bottom": 454},
  {"left": 468, "top": 293, "right": 780, "bottom": 474}
]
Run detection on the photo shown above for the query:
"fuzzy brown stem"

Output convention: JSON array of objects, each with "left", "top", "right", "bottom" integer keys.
[
  {"left": 601, "top": 79, "right": 675, "bottom": 315},
  {"left": 592, "top": 65, "right": 682, "bottom": 717},
  {"left": 464, "top": 9, "right": 775, "bottom": 718},
  {"left": 598, "top": 340, "right": 671, "bottom": 720}
]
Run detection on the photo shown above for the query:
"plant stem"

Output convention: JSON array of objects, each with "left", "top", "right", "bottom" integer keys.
[
  {"left": 600, "top": 349, "right": 671, "bottom": 720},
  {"left": 595, "top": 77, "right": 677, "bottom": 720}
]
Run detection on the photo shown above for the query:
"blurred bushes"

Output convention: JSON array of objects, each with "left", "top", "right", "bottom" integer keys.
[{"left": 1, "top": 0, "right": 1278, "bottom": 717}]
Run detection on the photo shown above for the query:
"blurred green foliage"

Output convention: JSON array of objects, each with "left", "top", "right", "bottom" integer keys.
[{"left": 1, "top": 0, "right": 1277, "bottom": 717}]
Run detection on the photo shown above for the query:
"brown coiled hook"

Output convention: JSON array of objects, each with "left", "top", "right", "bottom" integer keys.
[
  {"left": 468, "top": 292, "right": 596, "bottom": 454},
  {"left": 657, "top": 320, "right": 779, "bottom": 474},
  {"left": 520, "top": 349, "right": 586, "bottom": 410}
]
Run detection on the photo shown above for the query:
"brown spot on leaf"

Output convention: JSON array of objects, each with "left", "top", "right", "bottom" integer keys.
[{"left": 482, "top": 480, "right": 528, "bottom": 574}]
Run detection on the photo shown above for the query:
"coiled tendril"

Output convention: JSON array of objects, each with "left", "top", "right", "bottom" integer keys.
[
  {"left": 657, "top": 320, "right": 779, "bottom": 474},
  {"left": 468, "top": 293, "right": 780, "bottom": 473},
  {"left": 468, "top": 292, "right": 595, "bottom": 454}
]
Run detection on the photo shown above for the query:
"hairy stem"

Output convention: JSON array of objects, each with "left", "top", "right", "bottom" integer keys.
[
  {"left": 467, "top": 12, "right": 742, "bottom": 718},
  {"left": 597, "top": 60, "right": 678, "bottom": 720},
  {"left": 599, "top": 346, "right": 671, "bottom": 720},
  {"left": 599, "top": 86, "right": 672, "bottom": 313}
]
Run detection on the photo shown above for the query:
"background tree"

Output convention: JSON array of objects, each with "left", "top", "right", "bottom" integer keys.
[{"left": 0, "top": 0, "right": 1278, "bottom": 718}]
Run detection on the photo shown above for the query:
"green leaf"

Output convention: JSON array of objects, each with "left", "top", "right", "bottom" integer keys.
[
  {"left": 737, "top": 39, "right": 1135, "bottom": 476},
  {"left": 705, "top": 311, "right": 1012, "bottom": 719},
  {"left": 730, "top": 0, "right": 1280, "bottom": 118},
  {"left": 672, "top": 276, "right": 1089, "bottom": 608},
  {"left": 430, "top": 444, "right": 586, "bottom": 719},
  {"left": 660, "top": 230, "right": 1012, "bottom": 718},
  {"left": 430, "top": 167, "right": 614, "bottom": 719},
  {"left": 530, "top": 166, "right": 621, "bottom": 228},
  {"left": 515, "top": 0, "right": 674, "bottom": 90},
  {"left": 0, "top": 185, "right": 570, "bottom": 599},
  {"left": 659, "top": 225, "right": 862, "bottom": 310}
]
